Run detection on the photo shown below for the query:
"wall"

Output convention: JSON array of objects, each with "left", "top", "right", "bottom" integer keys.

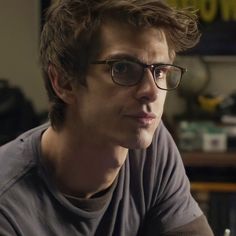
[
  {"left": 0, "top": 0, "right": 47, "bottom": 113},
  {"left": 0, "top": 1, "right": 236, "bottom": 117}
]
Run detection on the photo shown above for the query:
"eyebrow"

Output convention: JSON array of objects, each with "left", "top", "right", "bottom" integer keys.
[
  {"left": 104, "top": 53, "right": 171, "bottom": 65},
  {"left": 105, "top": 53, "right": 141, "bottom": 62}
]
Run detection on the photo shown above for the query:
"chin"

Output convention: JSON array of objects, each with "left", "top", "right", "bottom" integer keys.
[
  {"left": 131, "top": 139, "right": 152, "bottom": 149},
  {"left": 121, "top": 132, "right": 154, "bottom": 150}
]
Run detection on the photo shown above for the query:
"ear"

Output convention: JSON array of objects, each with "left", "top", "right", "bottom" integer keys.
[{"left": 48, "top": 64, "right": 76, "bottom": 104}]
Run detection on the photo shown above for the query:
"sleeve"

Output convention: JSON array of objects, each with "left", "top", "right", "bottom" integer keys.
[
  {"left": 0, "top": 211, "right": 18, "bottom": 236},
  {"left": 160, "top": 215, "right": 214, "bottom": 236},
  {"left": 142, "top": 122, "right": 212, "bottom": 235}
]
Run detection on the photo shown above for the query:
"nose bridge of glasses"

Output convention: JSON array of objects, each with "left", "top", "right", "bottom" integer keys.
[
  {"left": 141, "top": 64, "right": 159, "bottom": 88},
  {"left": 142, "top": 64, "right": 154, "bottom": 78}
]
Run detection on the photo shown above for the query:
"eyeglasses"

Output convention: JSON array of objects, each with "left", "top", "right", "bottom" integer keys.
[{"left": 92, "top": 59, "right": 187, "bottom": 91}]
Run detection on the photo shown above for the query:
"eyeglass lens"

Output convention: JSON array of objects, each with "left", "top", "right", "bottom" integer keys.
[
  {"left": 156, "top": 65, "right": 181, "bottom": 90},
  {"left": 111, "top": 61, "right": 181, "bottom": 90},
  {"left": 112, "top": 61, "right": 142, "bottom": 86}
]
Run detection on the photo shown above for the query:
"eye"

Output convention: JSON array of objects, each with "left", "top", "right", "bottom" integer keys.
[
  {"left": 154, "top": 67, "right": 166, "bottom": 79},
  {"left": 112, "top": 61, "right": 130, "bottom": 75}
]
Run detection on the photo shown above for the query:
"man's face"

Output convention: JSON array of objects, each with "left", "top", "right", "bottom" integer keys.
[{"left": 71, "top": 21, "right": 170, "bottom": 149}]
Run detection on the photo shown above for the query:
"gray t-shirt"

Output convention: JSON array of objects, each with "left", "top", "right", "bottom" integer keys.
[{"left": 0, "top": 122, "right": 202, "bottom": 236}]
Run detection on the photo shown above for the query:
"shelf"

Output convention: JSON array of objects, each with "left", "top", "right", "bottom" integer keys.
[
  {"left": 191, "top": 182, "right": 236, "bottom": 192},
  {"left": 181, "top": 152, "right": 236, "bottom": 168}
]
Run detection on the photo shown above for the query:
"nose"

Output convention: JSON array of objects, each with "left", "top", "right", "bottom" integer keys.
[{"left": 134, "top": 69, "right": 159, "bottom": 103}]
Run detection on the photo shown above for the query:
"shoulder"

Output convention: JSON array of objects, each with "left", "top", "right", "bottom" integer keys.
[{"left": 0, "top": 123, "right": 48, "bottom": 199}]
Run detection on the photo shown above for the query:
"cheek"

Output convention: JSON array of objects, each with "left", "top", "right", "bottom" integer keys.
[
  {"left": 155, "top": 90, "right": 167, "bottom": 114},
  {"left": 81, "top": 92, "right": 120, "bottom": 123}
]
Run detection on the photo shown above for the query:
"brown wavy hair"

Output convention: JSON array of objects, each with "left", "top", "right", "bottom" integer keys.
[{"left": 40, "top": 0, "right": 200, "bottom": 129}]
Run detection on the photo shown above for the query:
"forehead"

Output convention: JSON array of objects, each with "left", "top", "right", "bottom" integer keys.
[{"left": 96, "top": 20, "right": 171, "bottom": 63}]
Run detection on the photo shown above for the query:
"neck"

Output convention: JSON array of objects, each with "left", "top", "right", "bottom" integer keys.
[{"left": 41, "top": 126, "right": 128, "bottom": 199}]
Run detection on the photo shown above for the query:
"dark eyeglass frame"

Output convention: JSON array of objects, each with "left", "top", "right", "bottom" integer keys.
[{"left": 92, "top": 59, "right": 187, "bottom": 91}]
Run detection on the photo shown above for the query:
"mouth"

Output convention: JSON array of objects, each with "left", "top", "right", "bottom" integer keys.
[{"left": 124, "top": 112, "right": 156, "bottom": 126}]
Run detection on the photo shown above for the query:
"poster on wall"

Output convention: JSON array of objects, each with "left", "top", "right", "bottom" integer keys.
[{"left": 167, "top": 0, "right": 236, "bottom": 55}]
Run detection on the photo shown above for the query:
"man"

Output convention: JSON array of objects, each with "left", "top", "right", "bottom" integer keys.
[{"left": 0, "top": 0, "right": 214, "bottom": 235}]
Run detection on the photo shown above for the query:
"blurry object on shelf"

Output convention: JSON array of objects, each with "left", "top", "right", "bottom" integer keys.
[
  {"left": 202, "top": 133, "right": 227, "bottom": 152},
  {"left": 174, "top": 56, "right": 211, "bottom": 120},
  {"left": 221, "top": 115, "right": 236, "bottom": 125},
  {"left": 198, "top": 94, "right": 223, "bottom": 114},
  {"left": 175, "top": 93, "right": 223, "bottom": 122},
  {"left": 178, "top": 121, "right": 227, "bottom": 152},
  {"left": 176, "top": 90, "right": 236, "bottom": 123},
  {"left": 216, "top": 92, "right": 236, "bottom": 152},
  {"left": 223, "top": 126, "right": 236, "bottom": 152},
  {"left": 218, "top": 91, "right": 236, "bottom": 125},
  {"left": 177, "top": 56, "right": 210, "bottom": 98},
  {"left": 178, "top": 121, "right": 203, "bottom": 151}
]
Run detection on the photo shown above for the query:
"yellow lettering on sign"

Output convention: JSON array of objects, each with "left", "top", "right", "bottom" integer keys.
[
  {"left": 166, "top": 0, "right": 236, "bottom": 22},
  {"left": 199, "top": 0, "right": 218, "bottom": 22},
  {"left": 180, "top": 0, "right": 198, "bottom": 9},
  {"left": 220, "top": 0, "right": 236, "bottom": 21}
]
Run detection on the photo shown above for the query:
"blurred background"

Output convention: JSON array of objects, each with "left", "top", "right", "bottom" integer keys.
[{"left": 0, "top": 0, "right": 236, "bottom": 235}]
